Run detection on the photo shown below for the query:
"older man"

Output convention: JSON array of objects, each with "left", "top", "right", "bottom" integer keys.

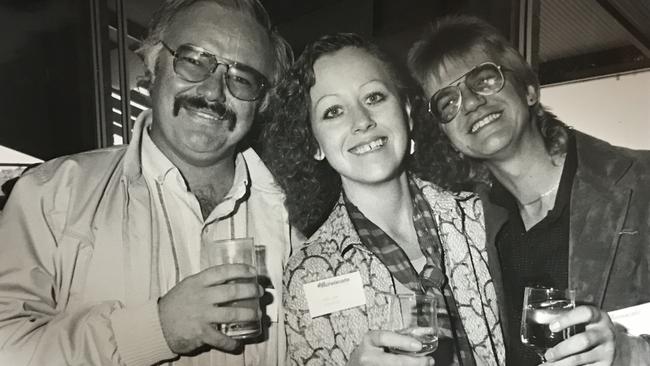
[
  {"left": 0, "top": 1, "right": 297, "bottom": 365},
  {"left": 408, "top": 15, "right": 650, "bottom": 366}
]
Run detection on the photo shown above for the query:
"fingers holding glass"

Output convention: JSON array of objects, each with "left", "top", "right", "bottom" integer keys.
[
  {"left": 520, "top": 286, "right": 576, "bottom": 362},
  {"left": 543, "top": 305, "right": 617, "bottom": 364},
  {"left": 350, "top": 330, "right": 435, "bottom": 366},
  {"left": 201, "top": 237, "right": 262, "bottom": 339},
  {"left": 385, "top": 294, "right": 439, "bottom": 357}
]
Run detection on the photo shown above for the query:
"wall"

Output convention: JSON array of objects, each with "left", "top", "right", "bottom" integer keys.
[
  {"left": 541, "top": 69, "right": 650, "bottom": 150},
  {"left": 0, "top": 1, "right": 99, "bottom": 162}
]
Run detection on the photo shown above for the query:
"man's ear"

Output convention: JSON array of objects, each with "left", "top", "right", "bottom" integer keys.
[
  {"left": 526, "top": 85, "right": 539, "bottom": 106},
  {"left": 143, "top": 43, "right": 164, "bottom": 80}
]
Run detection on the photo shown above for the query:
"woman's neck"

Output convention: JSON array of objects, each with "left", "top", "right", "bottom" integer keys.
[{"left": 342, "top": 172, "right": 415, "bottom": 240}]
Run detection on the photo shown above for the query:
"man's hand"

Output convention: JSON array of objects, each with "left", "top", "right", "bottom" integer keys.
[
  {"left": 542, "top": 305, "right": 619, "bottom": 365},
  {"left": 347, "top": 330, "right": 435, "bottom": 366},
  {"left": 158, "top": 264, "right": 262, "bottom": 355}
]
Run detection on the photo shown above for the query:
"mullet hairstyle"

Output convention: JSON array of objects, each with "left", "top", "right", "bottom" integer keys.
[
  {"left": 262, "top": 33, "right": 412, "bottom": 235},
  {"left": 136, "top": 0, "right": 293, "bottom": 113},
  {"left": 408, "top": 15, "right": 569, "bottom": 191}
]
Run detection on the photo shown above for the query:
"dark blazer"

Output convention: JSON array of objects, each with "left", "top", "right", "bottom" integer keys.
[{"left": 481, "top": 131, "right": 650, "bottom": 357}]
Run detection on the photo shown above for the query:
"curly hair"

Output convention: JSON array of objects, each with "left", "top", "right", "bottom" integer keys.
[
  {"left": 407, "top": 15, "right": 570, "bottom": 190},
  {"left": 261, "top": 33, "right": 414, "bottom": 235},
  {"left": 136, "top": 0, "right": 293, "bottom": 113}
]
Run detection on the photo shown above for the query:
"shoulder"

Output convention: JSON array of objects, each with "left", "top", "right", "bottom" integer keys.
[
  {"left": 285, "top": 202, "right": 351, "bottom": 272},
  {"left": 4, "top": 146, "right": 128, "bottom": 231},
  {"left": 575, "top": 131, "right": 649, "bottom": 159},
  {"left": 574, "top": 131, "right": 650, "bottom": 181},
  {"left": 21, "top": 146, "right": 127, "bottom": 187},
  {"left": 414, "top": 176, "right": 481, "bottom": 212},
  {"left": 241, "top": 148, "right": 285, "bottom": 195},
  {"left": 284, "top": 199, "right": 363, "bottom": 288}
]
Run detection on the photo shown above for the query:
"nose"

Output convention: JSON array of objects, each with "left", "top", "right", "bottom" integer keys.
[
  {"left": 460, "top": 84, "right": 486, "bottom": 114},
  {"left": 352, "top": 106, "right": 376, "bottom": 134},
  {"left": 195, "top": 66, "right": 227, "bottom": 102}
]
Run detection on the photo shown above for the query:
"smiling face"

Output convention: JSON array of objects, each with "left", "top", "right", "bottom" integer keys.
[
  {"left": 149, "top": 2, "right": 274, "bottom": 168},
  {"left": 422, "top": 46, "right": 539, "bottom": 161},
  {"left": 309, "top": 46, "right": 411, "bottom": 188}
]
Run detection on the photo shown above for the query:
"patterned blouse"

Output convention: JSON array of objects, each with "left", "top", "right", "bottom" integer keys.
[{"left": 283, "top": 178, "right": 506, "bottom": 366}]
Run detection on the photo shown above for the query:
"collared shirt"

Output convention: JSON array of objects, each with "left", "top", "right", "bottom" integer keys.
[
  {"left": 140, "top": 128, "right": 269, "bottom": 366},
  {"left": 491, "top": 134, "right": 577, "bottom": 366},
  {"left": 141, "top": 127, "right": 251, "bottom": 293}
]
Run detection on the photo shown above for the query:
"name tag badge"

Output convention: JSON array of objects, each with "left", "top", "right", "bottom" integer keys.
[
  {"left": 608, "top": 302, "right": 650, "bottom": 336},
  {"left": 303, "top": 271, "right": 366, "bottom": 318}
]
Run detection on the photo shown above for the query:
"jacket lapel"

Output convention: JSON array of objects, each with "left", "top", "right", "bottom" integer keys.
[
  {"left": 418, "top": 179, "right": 506, "bottom": 366},
  {"left": 478, "top": 186, "right": 510, "bottom": 342},
  {"left": 308, "top": 196, "right": 363, "bottom": 255},
  {"left": 569, "top": 132, "right": 634, "bottom": 308},
  {"left": 121, "top": 111, "right": 156, "bottom": 304}
]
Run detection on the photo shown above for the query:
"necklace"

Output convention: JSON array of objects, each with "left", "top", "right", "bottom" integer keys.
[{"left": 520, "top": 185, "right": 558, "bottom": 206}]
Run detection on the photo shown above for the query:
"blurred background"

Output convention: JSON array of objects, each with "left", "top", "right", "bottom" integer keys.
[{"left": 1, "top": 0, "right": 649, "bottom": 203}]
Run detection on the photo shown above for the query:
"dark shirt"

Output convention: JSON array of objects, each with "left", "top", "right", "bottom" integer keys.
[{"left": 491, "top": 135, "right": 577, "bottom": 366}]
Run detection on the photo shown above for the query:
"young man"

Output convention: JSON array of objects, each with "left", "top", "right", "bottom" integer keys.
[
  {"left": 408, "top": 15, "right": 650, "bottom": 366},
  {"left": 0, "top": 1, "right": 298, "bottom": 365}
]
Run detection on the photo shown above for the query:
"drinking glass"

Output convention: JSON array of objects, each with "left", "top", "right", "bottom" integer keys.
[
  {"left": 386, "top": 294, "right": 439, "bottom": 356},
  {"left": 521, "top": 286, "right": 576, "bottom": 361},
  {"left": 201, "top": 237, "right": 261, "bottom": 339}
]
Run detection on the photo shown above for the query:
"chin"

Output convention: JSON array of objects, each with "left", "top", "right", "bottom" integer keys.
[
  {"left": 358, "top": 168, "right": 402, "bottom": 185},
  {"left": 475, "top": 133, "right": 514, "bottom": 155}
]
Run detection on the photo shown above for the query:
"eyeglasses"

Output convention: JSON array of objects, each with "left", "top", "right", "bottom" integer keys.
[
  {"left": 428, "top": 62, "right": 506, "bottom": 124},
  {"left": 161, "top": 41, "right": 269, "bottom": 101}
]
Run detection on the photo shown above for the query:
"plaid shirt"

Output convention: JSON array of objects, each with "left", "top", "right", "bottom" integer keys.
[{"left": 343, "top": 176, "right": 475, "bottom": 365}]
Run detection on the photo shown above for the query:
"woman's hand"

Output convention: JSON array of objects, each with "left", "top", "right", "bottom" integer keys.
[
  {"left": 542, "top": 305, "right": 622, "bottom": 365},
  {"left": 347, "top": 330, "right": 435, "bottom": 366}
]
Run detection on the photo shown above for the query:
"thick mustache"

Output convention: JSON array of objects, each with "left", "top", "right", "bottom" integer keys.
[{"left": 173, "top": 95, "right": 237, "bottom": 130}]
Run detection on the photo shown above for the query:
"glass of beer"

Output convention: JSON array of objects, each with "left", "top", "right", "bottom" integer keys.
[
  {"left": 386, "top": 294, "right": 439, "bottom": 356},
  {"left": 521, "top": 286, "right": 576, "bottom": 361},
  {"left": 201, "top": 237, "right": 261, "bottom": 339}
]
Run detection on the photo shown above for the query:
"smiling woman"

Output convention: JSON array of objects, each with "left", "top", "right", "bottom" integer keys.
[
  {"left": 308, "top": 46, "right": 410, "bottom": 190},
  {"left": 261, "top": 32, "right": 506, "bottom": 366},
  {"left": 261, "top": 33, "right": 412, "bottom": 236}
]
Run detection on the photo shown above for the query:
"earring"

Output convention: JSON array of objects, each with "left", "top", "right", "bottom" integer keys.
[
  {"left": 409, "top": 139, "right": 415, "bottom": 155},
  {"left": 313, "top": 148, "right": 324, "bottom": 161}
]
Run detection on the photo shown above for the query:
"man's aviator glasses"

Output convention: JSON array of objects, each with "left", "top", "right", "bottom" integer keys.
[
  {"left": 428, "top": 62, "right": 506, "bottom": 124},
  {"left": 161, "top": 42, "right": 269, "bottom": 101}
]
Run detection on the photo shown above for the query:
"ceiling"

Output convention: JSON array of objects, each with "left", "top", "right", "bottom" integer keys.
[
  {"left": 538, "top": 0, "right": 650, "bottom": 84},
  {"left": 109, "top": 0, "right": 650, "bottom": 85}
]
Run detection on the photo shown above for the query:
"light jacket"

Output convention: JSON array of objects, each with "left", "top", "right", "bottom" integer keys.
[
  {"left": 283, "top": 178, "right": 506, "bottom": 366},
  {"left": 482, "top": 131, "right": 650, "bottom": 365},
  {"left": 0, "top": 111, "right": 297, "bottom": 366}
]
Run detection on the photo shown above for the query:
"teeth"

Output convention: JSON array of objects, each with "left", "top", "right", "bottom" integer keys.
[
  {"left": 188, "top": 108, "right": 225, "bottom": 121},
  {"left": 350, "top": 138, "right": 386, "bottom": 154},
  {"left": 195, "top": 110, "right": 221, "bottom": 120},
  {"left": 470, "top": 113, "right": 500, "bottom": 133}
]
